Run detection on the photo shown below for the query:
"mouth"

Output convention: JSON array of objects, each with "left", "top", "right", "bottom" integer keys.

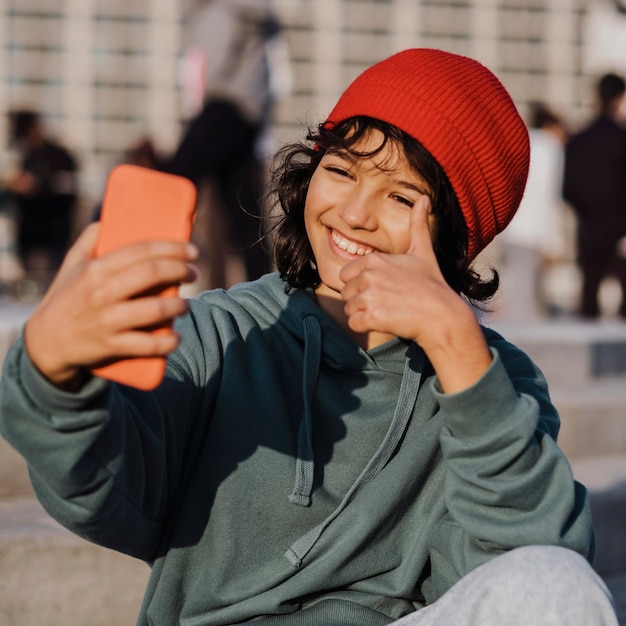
[{"left": 330, "top": 229, "right": 375, "bottom": 257}]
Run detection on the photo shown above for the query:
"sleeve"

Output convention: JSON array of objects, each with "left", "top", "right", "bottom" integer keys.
[
  {"left": 423, "top": 342, "right": 594, "bottom": 601},
  {"left": 0, "top": 316, "right": 221, "bottom": 561}
]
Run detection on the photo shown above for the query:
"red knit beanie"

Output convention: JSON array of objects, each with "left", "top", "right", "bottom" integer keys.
[{"left": 326, "top": 48, "right": 530, "bottom": 261}]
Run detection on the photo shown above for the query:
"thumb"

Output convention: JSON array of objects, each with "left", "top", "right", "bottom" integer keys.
[
  {"left": 65, "top": 221, "right": 101, "bottom": 265},
  {"left": 46, "top": 222, "right": 101, "bottom": 292},
  {"left": 407, "top": 194, "right": 435, "bottom": 258}
]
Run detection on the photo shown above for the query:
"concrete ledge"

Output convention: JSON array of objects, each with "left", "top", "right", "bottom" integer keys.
[
  {"left": 489, "top": 320, "right": 626, "bottom": 386},
  {"left": 0, "top": 300, "right": 32, "bottom": 367},
  {"left": 0, "top": 498, "right": 149, "bottom": 626},
  {"left": 552, "top": 383, "right": 626, "bottom": 458},
  {"left": 0, "top": 437, "right": 33, "bottom": 497},
  {"left": 571, "top": 455, "right": 626, "bottom": 492},
  {"left": 588, "top": 481, "right": 626, "bottom": 578}
]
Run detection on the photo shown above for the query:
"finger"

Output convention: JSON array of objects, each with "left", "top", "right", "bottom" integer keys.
[
  {"left": 94, "top": 328, "right": 183, "bottom": 362},
  {"left": 407, "top": 195, "right": 436, "bottom": 260},
  {"left": 95, "top": 295, "right": 190, "bottom": 335},
  {"left": 338, "top": 253, "right": 370, "bottom": 286},
  {"left": 340, "top": 256, "right": 380, "bottom": 304},
  {"left": 43, "top": 223, "right": 102, "bottom": 301},
  {"left": 106, "top": 241, "right": 199, "bottom": 292},
  {"left": 344, "top": 309, "right": 372, "bottom": 334},
  {"left": 57, "top": 222, "right": 101, "bottom": 276},
  {"left": 97, "top": 239, "right": 198, "bottom": 272},
  {"left": 345, "top": 294, "right": 393, "bottom": 336},
  {"left": 85, "top": 239, "right": 198, "bottom": 299},
  {"left": 73, "top": 221, "right": 102, "bottom": 257},
  {"left": 86, "top": 256, "right": 198, "bottom": 306}
]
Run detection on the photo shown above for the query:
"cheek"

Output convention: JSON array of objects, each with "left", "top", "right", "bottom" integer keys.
[
  {"left": 384, "top": 216, "right": 412, "bottom": 253},
  {"left": 303, "top": 175, "right": 325, "bottom": 224},
  {"left": 303, "top": 194, "right": 323, "bottom": 253},
  {"left": 303, "top": 191, "right": 317, "bottom": 234}
]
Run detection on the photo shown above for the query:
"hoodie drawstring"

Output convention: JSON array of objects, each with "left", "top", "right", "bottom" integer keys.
[
  {"left": 288, "top": 314, "right": 322, "bottom": 507},
  {"left": 285, "top": 341, "right": 424, "bottom": 567}
]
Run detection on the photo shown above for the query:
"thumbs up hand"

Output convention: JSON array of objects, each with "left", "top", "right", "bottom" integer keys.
[{"left": 339, "top": 195, "right": 492, "bottom": 393}]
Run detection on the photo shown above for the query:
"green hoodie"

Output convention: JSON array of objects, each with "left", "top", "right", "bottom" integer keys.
[{"left": 0, "top": 272, "right": 593, "bottom": 625}]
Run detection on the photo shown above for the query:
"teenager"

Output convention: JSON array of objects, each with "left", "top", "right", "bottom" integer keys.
[{"left": 0, "top": 48, "right": 617, "bottom": 625}]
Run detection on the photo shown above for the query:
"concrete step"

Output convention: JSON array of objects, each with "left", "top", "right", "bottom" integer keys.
[
  {"left": 551, "top": 381, "right": 626, "bottom": 459},
  {"left": 0, "top": 436, "right": 33, "bottom": 498},
  {"left": 571, "top": 455, "right": 626, "bottom": 492},
  {"left": 0, "top": 497, "right": 150, "bottom": 626},
  {"left": 0, "top": 299, "right": 32, "bottom": 366},
  {"left": 576, "top": 457, "right": 626, "bottom": 578},
  {"left": 486, "top": 319, "right": 626, "bottom": 461},
  {"left": 570, "top": 455, "right": 626, "bottom": 624},
  {"left": 488, "top": 319, "right": 626, "bottom": 387}
]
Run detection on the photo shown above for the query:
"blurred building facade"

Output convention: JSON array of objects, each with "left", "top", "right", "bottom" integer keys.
[
  {"left": 0, "top": 0, "right": 624, "bottom": 224},
  {"left": 0, "top": 0, "right": 181, "bottom": 219}
]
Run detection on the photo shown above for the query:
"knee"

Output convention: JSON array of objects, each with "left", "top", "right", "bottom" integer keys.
[
  {"left": 481, "top": 545, "right": 617, "bottom": 624},
  {"left": 496, "top": 544, "right": 593, "bottom": 584}
]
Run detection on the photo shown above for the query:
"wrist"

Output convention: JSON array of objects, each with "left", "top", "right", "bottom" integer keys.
[
  {"left": 23, "top": 323, "right": 87, "bottom": 392},
  {"left": 419, "top": 303, "right": 492, "bottom": 394}
]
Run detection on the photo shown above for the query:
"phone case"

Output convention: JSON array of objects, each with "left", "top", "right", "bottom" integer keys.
[{"left": 91, "top": 163, "right": 197, "bottom": 390}]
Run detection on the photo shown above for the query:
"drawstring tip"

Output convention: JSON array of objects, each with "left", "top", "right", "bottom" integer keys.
[
  {"left": 285, "top": 548, "right": 303, "bottom": 567},
  {"left": 288, "top": 492, "right": 312, "bottom": 507}
]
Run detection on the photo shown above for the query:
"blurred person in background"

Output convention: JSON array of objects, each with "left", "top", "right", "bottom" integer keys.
[
  {"left": 563, "top": 72, "right": 626, "bottom": 319},
  {"left": 3, "top": 109, "right": 78, "bottom": 291},
  {"left": 165, "top": 0, "right": 291, "bottom": 290},
  {"left": 498, "top": 102, "right": 569, "bottom": 321},
  {"left": 124, "top": 136, "right": 165, "bottom": 171},
  {"left": 92, "top": 136, "right": 165, "bottom": 222}
]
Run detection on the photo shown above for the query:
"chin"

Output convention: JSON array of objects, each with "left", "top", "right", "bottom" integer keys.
[{"left": 316, "top": 270, "right": 344, "bottom": 297}]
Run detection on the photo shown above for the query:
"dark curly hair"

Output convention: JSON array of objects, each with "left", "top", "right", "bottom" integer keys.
[{"left": 268, "top": 116, "right": 498, "bottom": 302}]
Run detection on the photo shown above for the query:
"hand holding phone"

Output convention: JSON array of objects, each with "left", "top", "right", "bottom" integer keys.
[{"left": 91, "top": 164, "right": 197, "bottom": 389}]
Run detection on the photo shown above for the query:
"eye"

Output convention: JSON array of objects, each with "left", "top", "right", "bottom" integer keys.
[
  {"left": 391, "top": 194, "right": 415, "bottom": 208},
  {"left": 324, "top": 165, "right": 352, "bottom": 178}
]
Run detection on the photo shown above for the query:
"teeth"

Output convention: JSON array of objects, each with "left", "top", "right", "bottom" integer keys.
[{"left": 332, "top": 231, "right": 372, "bottom": 256}]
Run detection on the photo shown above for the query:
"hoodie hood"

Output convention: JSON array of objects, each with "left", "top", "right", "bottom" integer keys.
[
  {"left": 225, "top": 273, "right": 426, "bottom": 567},
  {"left": 227, "top": 273, "right": 377, "bottom": 371}
]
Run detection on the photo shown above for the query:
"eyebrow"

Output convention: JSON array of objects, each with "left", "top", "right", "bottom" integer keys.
[
  {"left": 389, "top": 176, "right": 429, "bottom": 195},
  {"left": 325, "top": 149, "right": 356, "bottom": 164},
  {"left": 325, "top": 149, "right": 430, "bottom": 194}
]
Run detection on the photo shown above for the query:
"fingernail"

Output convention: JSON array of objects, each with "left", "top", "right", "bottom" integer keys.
[{"left": 189, "top": 264, "right": 200, "bottom": 280}]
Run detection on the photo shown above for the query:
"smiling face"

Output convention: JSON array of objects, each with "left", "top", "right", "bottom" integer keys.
[{"left": 304, "top": 129, "right": 432, "bottom": 300}]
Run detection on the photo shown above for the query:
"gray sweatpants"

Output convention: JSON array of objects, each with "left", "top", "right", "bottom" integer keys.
[{"left": 391, "top": 545, "right": 618, "bottom": 625}]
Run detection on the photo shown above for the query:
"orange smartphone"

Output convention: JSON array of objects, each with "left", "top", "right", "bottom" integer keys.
[{"left": 91, "top": 163, "right": 197, "bottom": 390}]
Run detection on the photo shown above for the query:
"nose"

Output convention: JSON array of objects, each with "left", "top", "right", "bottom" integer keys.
[{"left": 338, "top": 188, "right": 377, "bottom": 231}]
